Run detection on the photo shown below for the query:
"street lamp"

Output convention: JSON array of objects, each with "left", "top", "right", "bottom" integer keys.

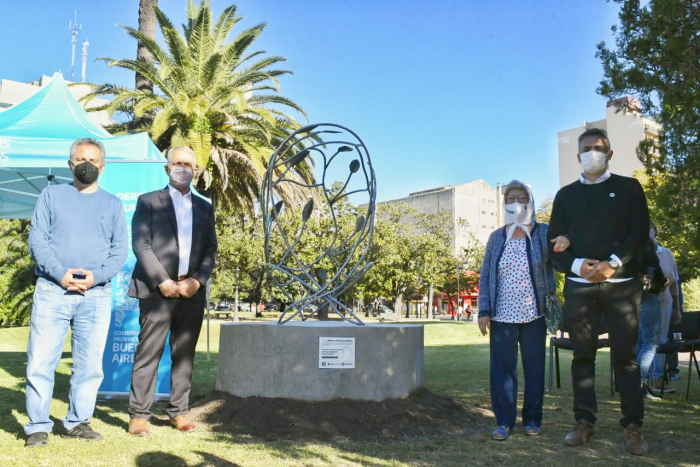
[{"left": 233, "top": 266, "right": 240, "bottom": 322}]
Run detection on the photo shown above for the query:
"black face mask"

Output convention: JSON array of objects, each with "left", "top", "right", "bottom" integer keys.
[{"left": 71, "top": 161, "right": 100, "bottom": 185}]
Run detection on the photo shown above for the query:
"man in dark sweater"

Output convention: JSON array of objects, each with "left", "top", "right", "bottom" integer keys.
[{"left": 548, "top": 128, "right": 649, "bottom": 456}]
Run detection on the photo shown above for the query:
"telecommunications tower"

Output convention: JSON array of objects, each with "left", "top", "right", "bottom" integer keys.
[{"left": 69, "top": 11, "right": 81, "bottom": 80}]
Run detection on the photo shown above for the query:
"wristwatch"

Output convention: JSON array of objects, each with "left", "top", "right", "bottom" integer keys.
[{"left": 608, "top": 256, "right": 621, "bottom": 269}]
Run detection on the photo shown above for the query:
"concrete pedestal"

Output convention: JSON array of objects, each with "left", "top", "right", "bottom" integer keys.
[{"left": 216, "top": 321, "right": 424, "bottom": 401}]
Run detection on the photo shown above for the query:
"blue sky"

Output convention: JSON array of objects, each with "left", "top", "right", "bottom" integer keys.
[{"left": 1, "top": 0, "right": 621, "bottom": 205}]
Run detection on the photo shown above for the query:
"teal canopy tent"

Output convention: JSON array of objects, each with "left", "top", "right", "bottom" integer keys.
[{"left": 0, "top": 72, "right": 164, "bottom": 218}]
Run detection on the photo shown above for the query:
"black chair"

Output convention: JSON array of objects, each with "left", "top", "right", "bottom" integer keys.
[
  {"left": 548, "top": 317, "right": 615, "bottom": 396},
  {"left": 655, "top": 311, "right": 700, "bottom": 400}
]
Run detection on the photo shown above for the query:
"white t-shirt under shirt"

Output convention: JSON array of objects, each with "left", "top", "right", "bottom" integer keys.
[{"left": 494, "top": 238, "right": 539, "bottom": 323}]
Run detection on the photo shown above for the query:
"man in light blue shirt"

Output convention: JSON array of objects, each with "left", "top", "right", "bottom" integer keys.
[{"left": 24, "top": 138, "right": 127, "bottom": 448}]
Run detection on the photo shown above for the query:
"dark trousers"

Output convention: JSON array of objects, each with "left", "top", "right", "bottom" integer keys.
[
  {"left": 489, "top": 317, "right": 546, "bottom": 428},
  {"left": 667, "top": 352, "right": 679, "bottom": 375},
  {"left": 128, "top": 297, "right": 205, "bottom": 420},
  {"left": 563, "top": 279, "right": 644, "bottom": 428}
]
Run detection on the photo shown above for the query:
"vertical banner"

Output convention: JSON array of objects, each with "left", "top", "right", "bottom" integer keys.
[{"left": 97, "top": 161, "right": 172, "bottom": 398}]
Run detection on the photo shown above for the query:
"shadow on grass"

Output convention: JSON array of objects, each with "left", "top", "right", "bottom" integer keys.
[
  {"left": 135, "top": 451, "right": 241, "bottom": 467},
  {"left": 0, "top": 352, "right": 27, "bottom": 438},
  {"left": 0, "top": 351, "right": 127, "bottom": 439}
]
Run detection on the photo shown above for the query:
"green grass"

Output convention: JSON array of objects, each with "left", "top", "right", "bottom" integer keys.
[{"left": 0, "top": 321, "right": 698, "bottom": 466}]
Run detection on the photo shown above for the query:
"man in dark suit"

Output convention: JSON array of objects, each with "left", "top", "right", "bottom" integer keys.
[{"left": 127, "top": 147, "right": 217, "bottom": 436}]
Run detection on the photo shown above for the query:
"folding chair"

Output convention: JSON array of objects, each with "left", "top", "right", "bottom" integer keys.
[{"left": 655, "top": 311, "right": 700, "bottom": 400}]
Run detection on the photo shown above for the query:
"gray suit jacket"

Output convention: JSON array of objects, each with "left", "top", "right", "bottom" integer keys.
[{"left": 128, "top": 187, "right": 217, "bottom": 300}]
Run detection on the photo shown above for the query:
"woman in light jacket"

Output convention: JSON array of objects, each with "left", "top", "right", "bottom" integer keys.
[{"left": 478, "top": 180, "right": 568, "bottom": 440}]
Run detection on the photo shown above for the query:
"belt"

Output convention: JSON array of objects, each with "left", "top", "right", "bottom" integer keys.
[{"left": 178, "top": 275, "right": 187, "bottom": 281}]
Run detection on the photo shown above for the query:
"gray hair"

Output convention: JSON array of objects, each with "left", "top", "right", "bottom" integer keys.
[
  {"left": 166, "top": 146, "right": 197, "bottom": 169},
  {"left": 503, "top": 179, "right": 530, "bottom": 201},
  {"left": 69, "top": 138, "right": 106, "bottom": 164},
  {"left": 578, "top": 128, "right": 611, "bottom": 153}
]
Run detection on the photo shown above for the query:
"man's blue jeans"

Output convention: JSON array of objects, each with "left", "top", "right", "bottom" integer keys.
[
  {"left": 25, "top": 279, "right": 112, "bottom": 435},
  {"left": 636, "top": 294, "right": 662, "bottom": 383}
]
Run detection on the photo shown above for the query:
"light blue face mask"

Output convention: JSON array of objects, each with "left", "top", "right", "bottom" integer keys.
[{"left": 169, "top": 166, "right": 194, "bottom": 188}]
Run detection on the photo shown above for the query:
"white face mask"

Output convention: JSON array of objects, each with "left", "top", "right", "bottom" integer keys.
[
  {"left": 580, "top": 150, "right": 608, "bottom": 173},
  {"left": 504, "top": 202, "right": 533, "bottom": 243},
  {"left": 504, "top": 203, "right": 532, "bottom": 225}
]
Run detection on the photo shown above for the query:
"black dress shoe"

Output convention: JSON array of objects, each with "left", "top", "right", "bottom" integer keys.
[
  {"left": 25, "top": 432, "right": 48, "bottom": 448},
  {"left": 62, "top": 422, "right": 103, "bottom": 441}
]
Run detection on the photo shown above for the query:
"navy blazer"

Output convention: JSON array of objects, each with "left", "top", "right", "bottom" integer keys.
[{"left": 128, "top": 187, "right": 217, "bottom": 300}]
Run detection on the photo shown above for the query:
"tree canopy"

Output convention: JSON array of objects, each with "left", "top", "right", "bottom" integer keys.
[{"left": 597, "top": 0, "right": 700, "bottom": 279}]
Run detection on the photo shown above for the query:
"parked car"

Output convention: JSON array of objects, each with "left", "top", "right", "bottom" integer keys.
[
  {"left": 372, "top": 305, "right": 394, "bottom": 317},
  {"left": 375, "top": 305, "right": 397, "bottom": 321},
  {"left": 265, "top": 298, "right": 283, "bottom": 311}
]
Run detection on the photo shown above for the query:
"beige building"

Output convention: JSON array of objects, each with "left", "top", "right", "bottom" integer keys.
[
  {"left": 378, "top": 179, "right": 505, "bottom": 254},
  {"left": 557, "top": 97, "right": 661, "bottom": 187},
  {"left": 0, "top": 74, "right": 111, "bottom": 127}
]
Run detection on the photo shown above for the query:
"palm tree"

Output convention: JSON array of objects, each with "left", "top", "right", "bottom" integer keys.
[
  {"left": 84, "top": 0, "right": 314, "bottom": 211},
  {"left": 134, "top": 0, "right": 158, "bottom": 129}
]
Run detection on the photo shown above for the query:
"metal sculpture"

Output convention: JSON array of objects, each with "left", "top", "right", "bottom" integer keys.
[{"left": 261, "top": 123, "right": 376, "bottom": 325}]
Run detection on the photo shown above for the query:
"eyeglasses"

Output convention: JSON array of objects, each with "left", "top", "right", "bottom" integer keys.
[{"left": 505, "top": 195, "right": 529, "bottom": 203}]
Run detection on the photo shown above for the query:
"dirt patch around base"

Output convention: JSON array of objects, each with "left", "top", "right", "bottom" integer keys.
[{"left": 189, "top": 389, "right": 494, "bottom": 442}]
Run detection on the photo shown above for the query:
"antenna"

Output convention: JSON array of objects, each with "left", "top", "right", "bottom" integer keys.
[
  {"left": 69, "top": 11, "right": 82, "bottom": 79},
  {"left": 81, "top": 39, "right": 89, "bottom": 83}
]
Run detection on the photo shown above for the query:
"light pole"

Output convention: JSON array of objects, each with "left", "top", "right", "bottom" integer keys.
[{"left": 233, "top": 266, "right": 240, "bottom": 322}]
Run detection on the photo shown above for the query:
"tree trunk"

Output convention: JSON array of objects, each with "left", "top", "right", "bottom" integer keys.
[
  {"left": 250, "top": 267, "right": 265, "bottom": 318},
  {"left": 316, "top": 303, "right": 330, "bottom": 321},
  {"left": 427, "top": 284, "right": 434, "bottom": 319},
  {"left": 393, "top": 293, "right": 403, "bottom": 316},
  {"left": 135, "top": 0, "right": 157, "bottom": 128}
]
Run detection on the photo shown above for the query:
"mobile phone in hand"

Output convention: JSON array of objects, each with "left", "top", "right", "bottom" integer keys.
[{"left": 73, "top": 273, "right": 87, "bottom": 280}]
